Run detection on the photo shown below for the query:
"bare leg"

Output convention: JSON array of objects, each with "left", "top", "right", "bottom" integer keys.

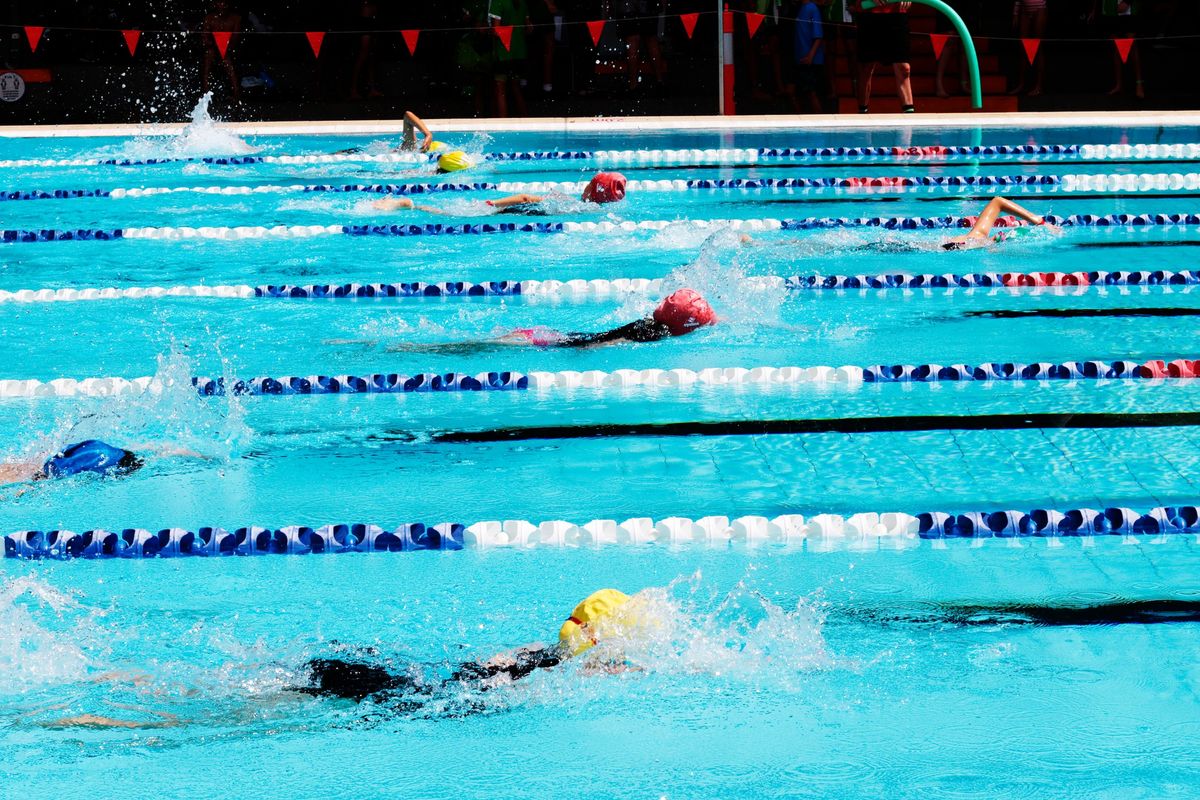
[
  {"left": 935, "top": 38, "right": 957, "bottom": 97},
  {"left": 494, "top": 77, "right": 508, "bottom": 117},
  {"left": 893, "top": 62, "right": 913, "bottom": 107},
  {"left": 626, "top": 35, "right": 641, "bottom": 89},
  {"left": 541, "top": 32, "right": 554, "bottom": 89},
  {"left": 1028, "top": 9, "right": 1046, "bottom": 96},
  {"left": 1130, "top": 42, "right": 1144, "bottom": 99},
  {"left": 857, "top": 62, "right": 876, "bottom": 110},
  {"left": 646, "top": 36, "right": 665, "bottom": 84},
  {"left": 222, "top": 59, "right": 240, "bottom": 100}
]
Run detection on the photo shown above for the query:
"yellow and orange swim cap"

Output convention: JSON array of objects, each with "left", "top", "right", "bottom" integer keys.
[{"left": 558, "top": 588, "right": 631, "bottom": 656}]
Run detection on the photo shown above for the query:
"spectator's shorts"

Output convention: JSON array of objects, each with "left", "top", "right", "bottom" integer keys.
[
  {"left": 856, "top": 13, "right": 910, "bottom": 65},
  {"left": 794, "top": 63, "right": 824, "bottom": 93}
]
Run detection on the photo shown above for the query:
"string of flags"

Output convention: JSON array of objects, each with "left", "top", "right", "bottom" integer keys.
[{"left": 13, "top": 17, "right": 1144, "bottom": 64}]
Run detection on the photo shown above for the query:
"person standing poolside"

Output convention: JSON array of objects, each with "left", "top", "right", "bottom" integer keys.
[
  {"left": 852, "top": 0, "right": 914, "bottom": 113},
  {"left": 793, "top": 0, "right": 827, "bottom": 113}
]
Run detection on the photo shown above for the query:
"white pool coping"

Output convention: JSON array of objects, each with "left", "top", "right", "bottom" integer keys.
[{"left": 1, "top": 111, "right": 1199, "bottom": 138}]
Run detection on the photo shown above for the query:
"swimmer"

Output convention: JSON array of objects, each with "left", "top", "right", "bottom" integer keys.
[
  {"left": 739, "top": 195, "right": 1059, "bottom": 252},
  {"left": 0, "top": 439, "right": 206, "bottom": 489},
  {"left": 400, "top": 110, "right": 437, "bottom": 153},
  {"left": 335, "top": 110, "right": 446, "bottom": 155},
  {"left": 338, "top": 289, "right": 717, "bottom": 354},
  {"left": 299, "top": 588, "right": 640, "bottom": 708},
  {"left": 372, "top": 171, "right": 626, "bottom": 214},
  {"left": 941, "top": 196, "right": 1060, "bottom": 250}
]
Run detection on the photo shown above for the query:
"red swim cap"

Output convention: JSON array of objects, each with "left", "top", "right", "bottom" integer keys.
[
  {"left": 582, "top": 172, "right": 627, "bottom": 204},
  {"left": 653, "top": 288, "right": 716, "bottom": 336}
]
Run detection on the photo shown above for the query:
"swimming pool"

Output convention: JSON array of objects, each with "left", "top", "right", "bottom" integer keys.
[{"left": 3, "top": 110, "right": 1200, "bottom": 798}]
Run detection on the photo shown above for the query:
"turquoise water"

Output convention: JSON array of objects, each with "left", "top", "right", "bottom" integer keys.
[{"left": 3, "top": 117, "right": 1200, "bottom": 798}]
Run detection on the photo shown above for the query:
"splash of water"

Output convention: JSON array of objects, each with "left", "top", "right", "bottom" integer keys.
[
  {"left": 607, "top": 228, "right": 785, "bottom": 337},
  {"left": 0, "top": 576, "right": 91, "bottom": 692},
  {"left": 592, "top": 575, "right": 834, "bottom": 685},
  {"left": 93, "top": 92, "right": 260, "bottom": 162}
]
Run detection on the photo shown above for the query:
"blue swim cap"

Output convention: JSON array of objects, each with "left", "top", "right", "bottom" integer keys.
[{"left": 41, "top": 440, "right": 142, "bottom": 479}]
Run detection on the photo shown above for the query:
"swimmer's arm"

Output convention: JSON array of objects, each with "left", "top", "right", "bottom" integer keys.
[
  {"left": 555, "top": 319, "right": 673, "bottom": 348},
  {"left": 486, "top": 193, "right": 545, "bottom": 209},
  {"left": 995, "top": 196, "right": 1050, "bottom": 228},
  {"left": 371, "top": 197, "right": 446, "bottom": 214},
  {"left": 42, "top": 710, "right": 180, "bottom": 730},
  {"left": 403, "top": 111, "right": 433, "bottom": 152}
]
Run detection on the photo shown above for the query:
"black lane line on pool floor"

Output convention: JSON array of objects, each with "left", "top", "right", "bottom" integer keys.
[
  {"left": 966, "top": 308, "right": 1200, "bottom": 319},
  {"left": 839, "top": 600, "right": 1200, "bottom": 628},
  {"left": 431, "top": 411, "right": 1200, "bottom": 444}
]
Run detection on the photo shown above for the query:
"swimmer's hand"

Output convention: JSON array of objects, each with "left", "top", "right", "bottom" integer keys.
[
  {"left": 373, "top": 197, "right": 415, "bottom": 211},
  {"left": 943, "top": 234, "right": 990, "bottom": 250}
]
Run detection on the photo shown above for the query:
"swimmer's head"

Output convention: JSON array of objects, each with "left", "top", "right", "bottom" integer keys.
[
  {"left": 581, "top": 172, "right": 627, "bottom": 204},
  {"left": 427, "top": 140, "right": 447, "bottom": 153},
  {"left": 436, "top": 150, "right": 474, "bottom": 174},
  {"left": 558, "top": 588, "right": 631, "bottom": 657},
  {"left": 37, "top": 441, "right": 144, "bottom": 481},
  {"left": 653, "top": 288, "right": 717, "bottom": 336}
]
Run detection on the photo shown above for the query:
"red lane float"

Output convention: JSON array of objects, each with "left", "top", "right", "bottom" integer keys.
[{"left": 1002, "top": 271, "right": 1093, "bottom": 288}]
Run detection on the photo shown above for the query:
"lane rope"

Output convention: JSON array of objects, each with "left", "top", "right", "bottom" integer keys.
[
  {"left": 4, "top": 268, "right": 1200, "bottom": 305},
  {"left": 16, "top": 142, "right": 1200, "bottom": 172},
  {"left": 16, "top": 173, "right": 1200, "bottom": 204},
  {"left": 0, "top": 143, "right": 1100, "bottom": 171},
  {"left": 6, "top": 502, "right": 1199, "bottom": 559},
  {"left": 5, "top": 211, "right": 1200, "bottom": 244},
  {"left": 3, "top": 356, "right": 1199, "bottom": 399}
]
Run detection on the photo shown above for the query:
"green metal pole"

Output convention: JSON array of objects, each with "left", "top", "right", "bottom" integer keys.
[{"left": 859, "top": 0, "right": 982, "bottom": 109}]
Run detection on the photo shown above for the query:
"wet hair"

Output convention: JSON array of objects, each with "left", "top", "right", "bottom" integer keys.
[{"left": 116, "top": 451, "right": 145, "bottom": 475}]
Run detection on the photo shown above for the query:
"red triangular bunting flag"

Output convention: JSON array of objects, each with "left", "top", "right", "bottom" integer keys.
[
  {"left": 24, "top": 26, "right": 43, "bottom": 53},
  {"left": 494, "top": 25, "right": 513, "bottom": 51},
  {"left": 212, "top": 31, "right": 232, "bottom": 59},
  {"left": 122, "top": 29, "right": 140, "bottom": 56},
  {"left": 1114, "top": 37, "right": 1134, "bottom": 63},
  {"left": 745, "top": 12, "right": 764, "bottom": 39},
  {"left": 402, "top": 29, "right": 420, "bottom": 55},
  {"left": 587, "top": 20, "right": 605, "bottom": 47},
  {"left": 305, "top": 31, "right": 325, "bottom": 57},
  {"left": 1021, "top": 37, "right": 1040, "bottom": 64},
  {"left": 929, "top": 33, "right": 949, "bottom": 61},
  {"left": 679, "top": 12, "right": 699, "bottom": 38}
]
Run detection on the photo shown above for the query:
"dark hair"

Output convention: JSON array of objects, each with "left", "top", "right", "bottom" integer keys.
[{"left": 116, "top": 451, "right": 145, "bottom": 475}]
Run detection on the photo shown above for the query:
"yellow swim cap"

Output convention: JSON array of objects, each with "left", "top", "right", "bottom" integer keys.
[
  {"left": 437, "top": 150, "right": 473, "bottom": 173},
  {"left": 427, "top": 140, "right": 447, "bottom": 153},
  {"left": 558, "top": 588, "right": 630, "bottom": 657}
]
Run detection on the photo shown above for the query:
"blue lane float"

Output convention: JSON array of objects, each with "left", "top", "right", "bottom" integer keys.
[
  {"left": 7, "top": 212, "right": 1200, "bottom": 246},
  {"left": 0, "top": 143, "right": 1095, "bottom": 171},
  {"left": 5, "top": 502, "right": 1199, "bottom": 560},
  {"left": 0, "top": 174, "right": 1074, "bottom": 204}
]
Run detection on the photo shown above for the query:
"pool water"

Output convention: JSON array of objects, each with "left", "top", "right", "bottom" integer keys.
[{"left": 3, "top": 114, "right": 1200, "bottom": 798}]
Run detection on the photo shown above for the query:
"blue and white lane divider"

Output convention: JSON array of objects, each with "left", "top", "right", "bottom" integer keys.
[
  {"left": 5, "top": 268, "right": 1200, "bottom": 306},
  {"left": 6, "top": 503, "right": 1200, "bottom": 559},
  {"left": 2, "top": 357, "right": 1197, "bottom": 399},
  {"left": 8, "top": 212, "right": 1200, "bottom": 244},
  {"left": 0, "top": 143, "right": 1099, "bottom": 171},
  {"left": 12, "top": 141, "right": 1200, "bottom": 173},
  {"left": 14, "top": 173, "right": 1200, "bottom": 204}
]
